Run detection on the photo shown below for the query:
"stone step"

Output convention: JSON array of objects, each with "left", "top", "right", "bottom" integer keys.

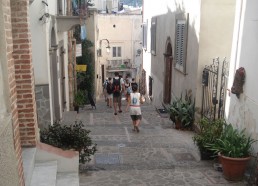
[
  {"left": 22, "top": 147, "right": 36, "bottom": 186},
  {"left": 30, "top": 161, "right": 57, "bottom": 186},
  {"left": 56, "top": 172, "right": 79, "bottom": 186}
]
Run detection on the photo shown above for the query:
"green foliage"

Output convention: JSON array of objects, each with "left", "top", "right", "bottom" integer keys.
[
  {"left": 40, "top": 121, "right": 97, "bottom": 164},
  {"left": 76, "top": 39, "right": 95, "bottom": 97},
  {"left": 206, "top": 123, "right": 257, "bottom": 158},
  {"left": 169, "top": 93, "right": 195, "bottom": 128},
  {"left": 74, "top": 89, "right": 86, "bottom": 106},
  {"left": 193, "top": 118, "right": 224, "bottom": 153}
]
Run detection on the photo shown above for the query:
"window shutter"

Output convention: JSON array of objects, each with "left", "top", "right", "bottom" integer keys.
[
  {"left": 174, "top": 14, "right": 188, "bottom": 74},
  {"left": 58, "top": 0, "right": 63, "bottom": 15},
  {"left": 151, "top": 17, "right": 157, "bottom": 55},
  {"left": 118, "top": 47, "right": 121, "bottom": 57},
  {"left": 112, "top": 47, "right": 116, "bottom": 57},
  {"left": 143, "top": 21, "right": 148, "bottom": 49},
  {"left": 175, "top": 20, "right": 186, "bottom": 66}
]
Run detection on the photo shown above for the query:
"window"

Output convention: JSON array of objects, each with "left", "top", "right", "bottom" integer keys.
[
  {"left": 174, "top": 13, "right": 188, "bottom": 74},
  {"left": 142, "top": 21, "right": 148, "bottom": 50},
  {"left": 58, "top": 0, "right": 63, "bottom": 15},
  {"left": 151, "top": 17, "right": 157, "bottom": 55},
  {"left": 112, "top": 47, "right": 122, "bottom": 57}
]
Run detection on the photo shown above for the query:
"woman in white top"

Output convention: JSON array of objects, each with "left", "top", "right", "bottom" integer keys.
[{"left": 129, "top": 83, "right": 143, "bottom": 132}]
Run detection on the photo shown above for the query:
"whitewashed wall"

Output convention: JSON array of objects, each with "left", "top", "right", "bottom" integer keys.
[
  {"left": 196, "top": 0, "right": 236, "bottom": 111},
  {"left": 142, "top": 0, "right": 201, "bottom": 107},
  {"left": 225, "top": 0, "right": 258, "bottom": 152},
  {"left": 30, "top": 0, "right": 49, "bottom": 84},
  {"left": 143, "top": 0, "right": 236, "bottom": 110}
]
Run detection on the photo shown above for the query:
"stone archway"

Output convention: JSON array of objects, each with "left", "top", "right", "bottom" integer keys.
[{"left": 163, "top": 38, "right": 173, "bottom": 104}]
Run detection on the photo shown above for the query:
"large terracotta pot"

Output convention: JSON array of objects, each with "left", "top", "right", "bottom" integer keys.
[{"left": 219, "top": 153, "right": 250, "bottom": 181}]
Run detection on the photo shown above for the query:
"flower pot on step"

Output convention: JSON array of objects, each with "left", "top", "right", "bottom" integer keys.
[{"left": 219, "top": 153, "right": 250, "bottom": 181}]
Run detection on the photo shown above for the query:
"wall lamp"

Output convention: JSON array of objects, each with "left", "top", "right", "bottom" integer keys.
[{"left": 97, "top": 39, "right": 111, "bottom": 57}]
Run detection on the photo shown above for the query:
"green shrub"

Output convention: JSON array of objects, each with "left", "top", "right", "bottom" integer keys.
[
  {"left": 74, "top": 89, "right": 86, "bottom": 106},
  {"left": 193, "top": 118, "right": 224, "bottom": 153},
  {"left": 40, "top": 121, "right": 97, "bottom": 164}
]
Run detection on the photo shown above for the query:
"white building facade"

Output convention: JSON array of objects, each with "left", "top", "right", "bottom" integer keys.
[
  {"left": 95, "top": 13, "right": 142, "bottom": 99},
  {"left": 30, "top": 0, "right": 82, "bottom": 127},
  {"left": 142, "top": 0, "right": 235, "bottom": 112}
]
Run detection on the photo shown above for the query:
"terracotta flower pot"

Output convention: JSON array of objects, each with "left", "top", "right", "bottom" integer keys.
[{"left": 219, "top": 153, "right": 250, "bottom": 181}]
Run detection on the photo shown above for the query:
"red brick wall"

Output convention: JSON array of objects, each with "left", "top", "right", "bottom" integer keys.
[
  {"left": 9, "top": 0, "right": 38, "bottom": 184},
  {"left": 11, "top": 0, "right": 38, "bottom": 147},
  {"left": 3, "top": 0, "right": 25, "bottom": 185}
]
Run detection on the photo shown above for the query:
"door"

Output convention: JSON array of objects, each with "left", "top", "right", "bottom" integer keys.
[{"left": 163, "top": 42, "right": 173, "bottom": 104}]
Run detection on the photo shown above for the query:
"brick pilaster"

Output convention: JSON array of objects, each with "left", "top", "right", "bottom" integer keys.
[
  {"left": 10, "top": 0, "right": 38, "bottom": 146},
  {"left": 3, "top": 0, "right": 25, "bottom": 185}
]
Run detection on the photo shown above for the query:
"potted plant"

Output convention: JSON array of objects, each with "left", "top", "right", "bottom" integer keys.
[
  {"left": 206, "top": 123, "right": 257, "bottom": 181},
  {"left": 169, "top": 96, "right": 195, "bottom": 129},
  {"left": 193, "top": 118, "right": 224, "bottom": 160},
  {"left": 73, "top": 90, "right": 85, "bottom": 113}
]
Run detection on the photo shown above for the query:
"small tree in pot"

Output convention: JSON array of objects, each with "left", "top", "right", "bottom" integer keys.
[{"left": 206, "top": 123, "right": 257, "bottom": 181}]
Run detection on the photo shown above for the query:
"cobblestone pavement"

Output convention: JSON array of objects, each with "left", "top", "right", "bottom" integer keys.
[{"left": 63, "top": 98, "right": 245, "bottom": 186}]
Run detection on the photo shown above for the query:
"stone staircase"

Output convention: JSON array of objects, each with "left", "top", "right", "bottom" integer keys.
[{"left": 22, "top": 142, "right": 79, "bottom": 186}]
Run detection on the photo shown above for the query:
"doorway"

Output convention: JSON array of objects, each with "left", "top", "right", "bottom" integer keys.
[{"left": 163, "top": 40, "right": 173, "bottom": 104}]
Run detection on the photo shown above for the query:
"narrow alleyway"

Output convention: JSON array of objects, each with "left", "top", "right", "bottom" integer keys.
[{"left": 63, "top": 98, "right": 245, "bottom": 186}]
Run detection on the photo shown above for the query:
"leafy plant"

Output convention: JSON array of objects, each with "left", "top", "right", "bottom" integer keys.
[
  {"left": 76, "top": 39, "right": 95, "bottom": 98},
  {"left": 193, "top": 118, "right": 224, "bottom": 155},
  {"left": 206, "top": 123, "right": 256, "bottom": 158},
  {"left": 74, "top": 89, "right": 86, "bottom": 106},
  {"left": 169, "top": 93, "right": 195, "bottom": 128},
  {"left": 40, "top": 121, "right": 97, "bottom": 164}
]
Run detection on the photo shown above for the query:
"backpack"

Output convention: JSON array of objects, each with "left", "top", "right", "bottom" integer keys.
[
  {"left": 106, "top": 82, "right": 113, "bottom": 94},
  {"left": 103, "top": 80, "right": 107, "bottom": 89},
  {"left": 112, "top": 78, "right": 121, "bottom": 94},
  {"left": 126, "top": 83, "right": 132, "bottom": 94}
]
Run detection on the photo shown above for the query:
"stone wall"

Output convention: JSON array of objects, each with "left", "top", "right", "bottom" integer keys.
[
  {"left": 0, "top": 117, "right": 20, "bottom": 186},
  {"left": 35, "top": 85, "right": 51, "bottom": 129}
]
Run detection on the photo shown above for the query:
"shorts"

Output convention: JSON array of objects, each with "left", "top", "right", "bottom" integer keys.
[
  {"left": 113, "top": 92, "right": 121, "bottom": 104},
  {"left": 107, "top": 93, "right": 113, "bottom": 99},
  {"left": 130, "top": 115, "right": 142, "bottom": 121}
]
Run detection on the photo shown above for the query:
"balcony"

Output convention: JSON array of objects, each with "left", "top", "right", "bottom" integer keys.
[{"left": 106, "top": 59, "right": 136, "bottom": 72}]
